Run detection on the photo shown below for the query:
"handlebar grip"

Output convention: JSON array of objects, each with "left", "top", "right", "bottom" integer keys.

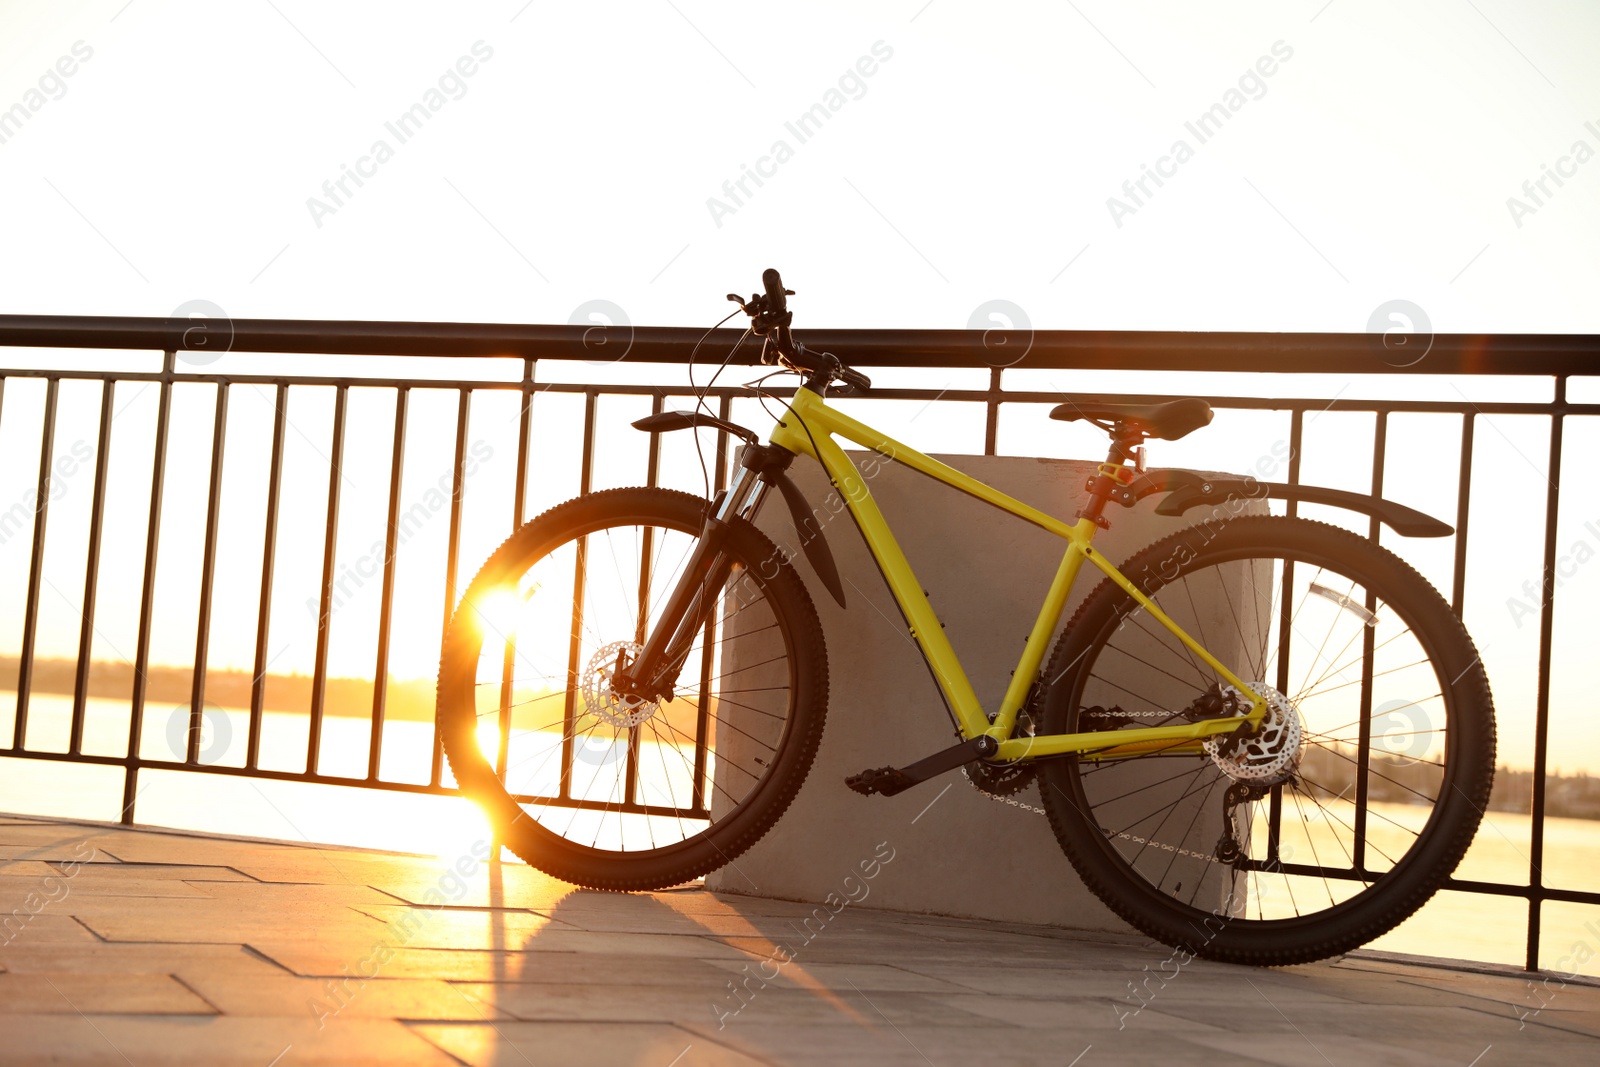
[{"left": 762, "top": 268, "right": 788, "bottom": 317}]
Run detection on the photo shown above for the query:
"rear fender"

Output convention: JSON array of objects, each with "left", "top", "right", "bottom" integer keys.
[{"left": 1118, "top": 468, "right": 1452, "bottom": 538}]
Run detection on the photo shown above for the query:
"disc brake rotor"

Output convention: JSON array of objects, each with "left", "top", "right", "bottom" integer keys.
[
  {"left": 1204, "top": 681, "right": 1303, "bottom": 785},
  {"left": 581, "top": 640, "right": 661, "bottom": 729}
]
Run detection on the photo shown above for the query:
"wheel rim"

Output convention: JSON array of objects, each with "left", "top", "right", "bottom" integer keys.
[
  {"left": 1060, "top": 543, "right": 1461, "bottom": 928},
  {"left": 447, "top": 510, "right": 799, "bottom": 858}
]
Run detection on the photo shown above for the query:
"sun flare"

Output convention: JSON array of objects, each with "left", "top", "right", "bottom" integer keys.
[
  {"left": 476, "top": 716, "right": 507, "bottom": 760},
  {"left": 473, "top": 587, "right": 527, "bottom": 640}
]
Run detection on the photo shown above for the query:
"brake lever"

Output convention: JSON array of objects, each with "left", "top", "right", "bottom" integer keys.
[{"left": 834, "top": 367, "right": 873, "bottom": 396}]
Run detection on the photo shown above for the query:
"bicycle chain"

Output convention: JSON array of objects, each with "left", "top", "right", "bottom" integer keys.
[
  {"left": 960, "top": 707, "right": 1176, "bottom": 816},
  {"left": 962, "top": 704, "right": 1226, "bottom": 864},
  {"left": 1079, "top": 709, "right": 1185, "bottom": 721},
  {"left": 962, "top": 767, "right": 1048, "bottom": 815}
]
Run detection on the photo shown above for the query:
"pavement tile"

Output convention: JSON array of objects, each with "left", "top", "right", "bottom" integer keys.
[
  {"left": 881, "top": 959, "right": 1353, "bottom": 1003},
  {"left": 30, "top": 876, "right": 217, "bottom": 900},
  {"left": 358, "top": 867, "right": 577, "bottom": 911},
  {"left": 175, "top": 972, "right": 515, "bottom": 1021},
  {"left": 1246, "top": 969, "right": 1482, "bottom": 1008},
  {"left": 1186, "top": 1031, "right": 1467, "bottom": 1067},
  {"left": 1374, "top": 976, "right": 1540, "bottom": 1019},
  {"left": 1405, "top": 972, "right": 1600, "bottom": 1015},
  {"left": 1157, "top": 1000, "right": 1593, "bottom": 1044},
  {"left": 183, "top": 880, "right": 409, "bottom": 904},
  {"left": 0, "top": 972, "right": 214, "bottom": 1014},
  {"left": 411, "top": 1021, "right": 765, "bottom": 1066},
  {"left": 226, "top": 854, "right": 441, "bottom": 883},
  {"left": 0, "top": 860, "right": 65, "bottom": 878},
  {"left": 67, "top": 862, "right": 254, "bottom": 883},
  {"left": 251, "top": 935, "right": 749, "bottom": 981},
  {"left": 929, "top": 992, "right": 1213, "bottom": 1031},
  {"left": 0, "top": 842, "right": 113, "bottom": 863},
  {"left": 708, "top": 932, "right": 1068, "bottom": 967},
  {"left": 544, "top": 890, "right": 861, "bottom": 936},
  {"left": 454, "top": 980, "right": 998, "bottom": 1028},
  {"left": 0, "top": 1014, "right": 459, "bottom": 1066},
  {"left": 1335, "top": 955, "right": 1525, "bottom": 986},
  {"left": 1, "top": 816, "right": 1587, "bottom": 1066},
  {"left": 471, "top": 926, "right": 756, "bottom": 958},
  {"left": 0, "top": 942, "right": 287, "bottom": 976},
  {"left": 0, "top": 822, "right": 120, "bottom": 842},
  {"left": 66, "top": 898, "right": 393, "bottom": 939},
  {"left": 887, "top": 917, "right": 1132, "bottom": 948},
  {"left": 543, "top": 909, "right": 817, "bottom": 938},
  {"left": 0, "top": 913, "right": 102, "bottom": 945},
  {"left": 1514, "top": 1005, "right": 1600, "bottom": 1040},
  {"left": 702, "top": 958, "right": 975, "bottom": 994},
  {"left": 53, "top": 893, "right": 377, "bottom": 916},
  {"left": 677, "top": 1019, "right": 1281, "bottom": 1066},
  {"left": 69, "top": 834, "right": 301, "bottom": 866},
  {"left": 647, "top": 889, "right": 838, "bottom": 917},
  {"left": 348, "top": 903, "right": 566, "bottom": 948},
  {"left": 449, "top": 950, "right": 735, "bottom": 987}
]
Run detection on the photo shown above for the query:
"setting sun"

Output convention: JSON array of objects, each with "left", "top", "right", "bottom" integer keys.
[
  {"left": 472, "top": 587, "right": 529, "bottom": 641},
  {"left": 475, "top": 716, "right": 506, "bottom": 762}
]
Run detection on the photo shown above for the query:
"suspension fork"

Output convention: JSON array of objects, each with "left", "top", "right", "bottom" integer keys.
[{"left": 624, "top": 465, "right": 771, "bottom": 700}]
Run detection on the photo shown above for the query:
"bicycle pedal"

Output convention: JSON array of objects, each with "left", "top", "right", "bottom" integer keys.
[
  {"left": 845, "top": 737, "right": 998, "bottom": 798},
  {"left": 845, "top": 767, "right": 915, "bottom": 797}
]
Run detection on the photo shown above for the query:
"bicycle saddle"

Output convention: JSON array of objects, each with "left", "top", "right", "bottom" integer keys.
[{"left": 1048, "top": 397, "right": 1213, "bottom": 441}]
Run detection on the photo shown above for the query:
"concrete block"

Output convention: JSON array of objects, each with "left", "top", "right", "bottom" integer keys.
[{"left": 708, "top": 451, "right": 1260, "bottom": 933}]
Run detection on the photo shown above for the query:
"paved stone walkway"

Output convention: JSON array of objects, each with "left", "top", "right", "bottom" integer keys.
[{"left": 0, "top": 814, "right": 1593, "bottom": 1065}]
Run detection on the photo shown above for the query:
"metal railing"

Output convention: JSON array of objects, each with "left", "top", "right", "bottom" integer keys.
[{"left": 0, "top": 314, "right": 1595, "bottom": 971}]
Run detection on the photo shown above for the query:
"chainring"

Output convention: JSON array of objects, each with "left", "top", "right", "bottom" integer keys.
[{"left": 966, "top": 760, "right": 1037, "bottom": 797}]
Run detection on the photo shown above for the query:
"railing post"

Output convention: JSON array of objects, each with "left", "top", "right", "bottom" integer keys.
[
  {"left": 984, "top": 367, "right": 1001, "bottom": 456},
  {"left": 307, "top": 384, "right": 349, "bottom": 776},
  {"left": 369, "top": 386, "right": 410, "bottom": 781},
  {"left": 124, "top": 350, "right": 176, "bottom": 824},
  {"left": 14, "top": 376, "right": 60, "bottom": 749},
  {"left": 433, "top": 388, "right": 473, "bottom": 788},
  {"left": 70, "top": 379, "right": 116, "bottom": 756},
  {"left": 188, "top": 382, "right": 230, "bottom": 763},
  {"left": 247, "top": 382, "right": 288, "bottom": 770},
  {"left": 1526, "top": 377, "right": 1565, "bottom": 971}
]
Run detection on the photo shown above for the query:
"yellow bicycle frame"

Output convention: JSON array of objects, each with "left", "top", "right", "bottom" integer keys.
[{"left": 765, "top": 387, "right": 1267, "bottom": 764}]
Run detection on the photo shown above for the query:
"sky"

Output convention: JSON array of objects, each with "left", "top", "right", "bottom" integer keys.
[
  {"left": 0, "top": 0, "right": 1597, "bottom": 777},
  {"left": 0, "top": 0, "right": 1596, "bottom": 329}
]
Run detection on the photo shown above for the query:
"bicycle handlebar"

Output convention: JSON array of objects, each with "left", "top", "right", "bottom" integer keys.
[{"left": 736, "top": 268, "right": 871, "bottom": 394}]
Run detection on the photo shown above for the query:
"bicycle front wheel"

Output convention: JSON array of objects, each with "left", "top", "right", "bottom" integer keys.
[
  {"left": 437, "top": 487, "right": 828, "bottom": 890},
  {"left": 1037, "top": 516, "right": 1495, "bottom": 965}
]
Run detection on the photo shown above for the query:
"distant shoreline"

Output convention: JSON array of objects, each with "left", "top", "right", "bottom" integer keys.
[
  {"left": 0, "top": 657, "right": 437, "bottom": 723},
  {"left": 4, "top": 656, "right": 1597, "bottom": 821}
]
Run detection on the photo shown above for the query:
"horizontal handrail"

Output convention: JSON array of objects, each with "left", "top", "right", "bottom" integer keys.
[{"left": 0, "top": 315, "right": 1596, "bottom": 373}]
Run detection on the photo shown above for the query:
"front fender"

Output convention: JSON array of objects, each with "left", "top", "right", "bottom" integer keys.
[
  {"left": 764, "top": 469, "right": 848, "bottom": 609},
  {"left": 1120, "top": 468, "right": 1452, "bottom": 538}
]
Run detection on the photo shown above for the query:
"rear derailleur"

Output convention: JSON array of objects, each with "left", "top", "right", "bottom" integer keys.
[{"left": 1214, "top": 780, "right": 1273, "bottom": 865}]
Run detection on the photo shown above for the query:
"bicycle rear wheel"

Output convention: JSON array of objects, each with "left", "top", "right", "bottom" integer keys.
[
  {"left": 1037, "top": 516, "right": 1495, "bottom": 965},
  {"left": 436, "top": 487, "right": 828, "bottom": 890}
]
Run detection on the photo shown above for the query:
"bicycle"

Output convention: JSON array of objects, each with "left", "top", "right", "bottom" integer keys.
[{"left": 436, "top": 269, "right": 1496, "bottom": 966}]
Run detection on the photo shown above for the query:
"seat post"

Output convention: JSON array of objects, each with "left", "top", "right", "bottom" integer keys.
[
  {"left": 1079, "top": 425, "right": 1143, "bottom": 528},
  {"left": 1104, "top": 424, "right": 1143, "bottom": 466}
]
